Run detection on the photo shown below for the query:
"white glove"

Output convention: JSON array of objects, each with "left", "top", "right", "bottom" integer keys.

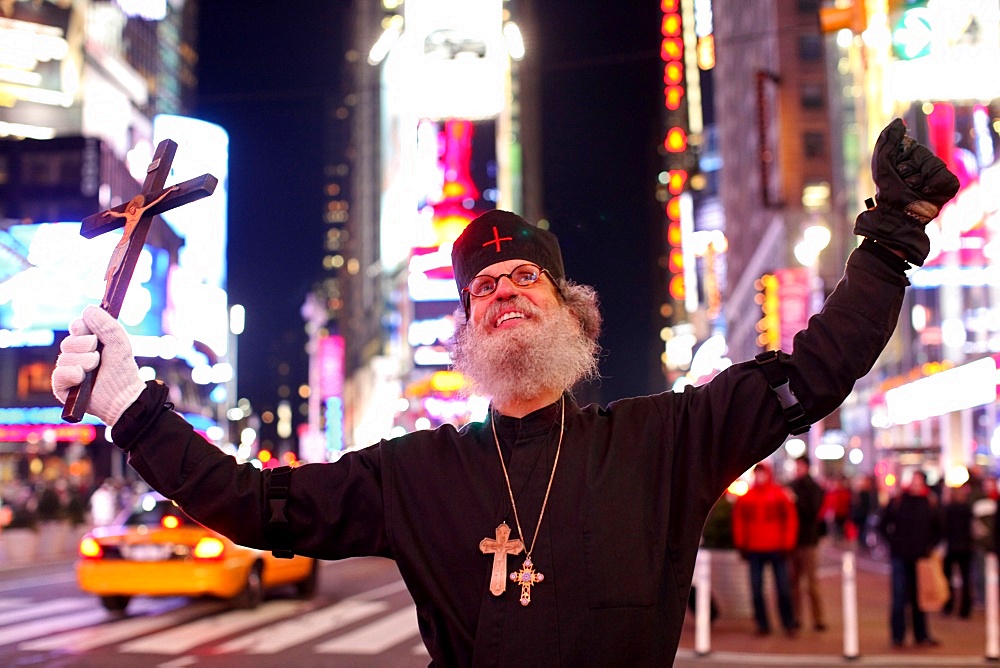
[{"left": 52, "top": 306, "right": 146, "bottom": 426}]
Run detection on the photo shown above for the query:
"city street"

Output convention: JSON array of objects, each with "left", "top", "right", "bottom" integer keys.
[
  {"left": 1, "top": 545, "right": 995, "bottom": 666},
  {"left": 675, "top": 546, "right": 995, "bottom": 666},
  {"left": 0, "top": 555, "right": 428, "bottom": 666}
]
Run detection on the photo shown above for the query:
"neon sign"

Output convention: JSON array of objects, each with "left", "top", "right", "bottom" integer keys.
[{"left": 0, "top": 424, "right": 96, "bottom": 443}]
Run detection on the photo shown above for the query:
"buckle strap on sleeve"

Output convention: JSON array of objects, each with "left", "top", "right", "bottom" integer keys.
[
  {"left": 266, "top": 465, "right": 294, "bottom": 559},
  {"left": 754, "top": 350, "right": 810, "bottom": 435}
]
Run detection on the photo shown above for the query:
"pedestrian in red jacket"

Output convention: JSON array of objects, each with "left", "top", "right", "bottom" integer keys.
[{"left": 733, "top": 462, "right": 799, "bottom": 636}]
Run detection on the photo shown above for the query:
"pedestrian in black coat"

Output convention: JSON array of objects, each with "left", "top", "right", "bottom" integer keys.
[
  {"left": 878, "top": 471, "right": 943, "bottom": 647},
  {"left": 942, "top": 482, "right": 973, "bottom": 618}
]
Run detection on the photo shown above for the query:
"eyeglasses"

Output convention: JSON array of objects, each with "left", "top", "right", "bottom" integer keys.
[{"left": 462, "top": 263, "right": 558, "bottom": 302}]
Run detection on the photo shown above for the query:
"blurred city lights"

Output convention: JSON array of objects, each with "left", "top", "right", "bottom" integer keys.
[
  {"left": 794, "top": 224, "right": 831, "bottom": 267},
  {"left": 229, "top": 304, "right": 245, "bottom": 335},
  {"left": 727, "top": 478, "right": 749, "bottom": 497},
  {"left": 944, "top": 464, "right": 970, "bottom": 488},
  {"left": 502, "top": 22, "right": 525, "bottom": 60},
  {"left": 368, "top": 14, "right": 403, "bottom": 65},
  {"left": 784, "top": 438, "right": 807, "bottom": 459}
]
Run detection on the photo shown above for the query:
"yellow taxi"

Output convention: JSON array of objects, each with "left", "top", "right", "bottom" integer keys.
[{"left": 77, "top": 492, "right": 318, "bottom": 613}]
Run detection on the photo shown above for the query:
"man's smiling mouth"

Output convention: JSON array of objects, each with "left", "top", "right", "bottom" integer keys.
[{"left": 495, "top": 311, "right": 526, "bottom": 327}]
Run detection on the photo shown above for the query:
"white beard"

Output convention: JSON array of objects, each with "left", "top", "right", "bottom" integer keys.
[{"left": 451, "top": 295, "right": 597, "bottom": 407}]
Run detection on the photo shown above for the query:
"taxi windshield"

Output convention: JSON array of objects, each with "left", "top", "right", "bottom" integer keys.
[{"left": 124, "top": 496, "right": 192, "bottom": 527}]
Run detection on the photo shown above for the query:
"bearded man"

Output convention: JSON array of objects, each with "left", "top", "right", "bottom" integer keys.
[{"left": 52, "top": 119, "right": 958, "bottom": 665}]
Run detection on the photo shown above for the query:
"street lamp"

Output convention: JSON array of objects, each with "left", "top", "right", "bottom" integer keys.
[
  {"left": 795, "top": 224, "right": 831, "bottom": 316},
  {"left": 795, "top": 224, "right": 833, "bottom": 465},
  {"left": 794, "top": 224, "right": 831, "bottom": 268}
]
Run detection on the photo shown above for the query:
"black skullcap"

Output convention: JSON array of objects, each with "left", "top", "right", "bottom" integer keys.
[{"left": 451, "top": 210, "right": 565, "bottom": 297}]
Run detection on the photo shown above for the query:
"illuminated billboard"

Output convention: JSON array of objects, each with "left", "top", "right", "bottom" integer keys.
[
  {"left": 405, "top": 119, "right": 498, "bottom": 369},
  {"left": 0, "top": 1, "right": 78, "bottom": 110},
  {"left": 887, "top": 0, "right": 1000, "bottom": 102},
  {"left": 0, "top": 221, "right": 169, "bottom": 340},
  {"left": 407, "top": 118, "right": 497, "bottom": 304},
  {"left": 153, "top": 115, "right": 230, "bottom": 357},
  {"left": 398, "top": 0, "right": 506, "bottom": 120}
]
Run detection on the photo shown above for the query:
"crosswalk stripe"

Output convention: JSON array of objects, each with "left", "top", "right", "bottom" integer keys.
[
  {"left": 354, "top": 578, "right": 408, "bottom": 601},
  {"left": 216, "top": 599, "right": 389, "bottom": 654},
  {"left": 315, "top": 605, "right": 420, "bottom": 654},
  {"left": 19, "top": 601, "right": 222, "bottom": 652},
  {"left": 0, "top": 607, "right": 108, "bottom": 646},
  {"left": 0, "top": 571, "right": 76, "bottom": 593},
  {"left": 0, "top": 597, "right": 91, "bottom": 626},
  {"left": 0, "top": 598, "right": 31, "bottom": 609},
  {"left": 119, "top": 600, "right": 311, "bottom": 654}
]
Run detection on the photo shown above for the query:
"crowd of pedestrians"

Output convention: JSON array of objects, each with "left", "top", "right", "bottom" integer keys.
[
  {"left": 1, "top": 459, "right": 996, "bottom": 654},
  {"left": 703, "top": 459, "right": 995, "bottom": 651},
  {"left": 0, "top": 473, "right": 155, "bottom": 567}
]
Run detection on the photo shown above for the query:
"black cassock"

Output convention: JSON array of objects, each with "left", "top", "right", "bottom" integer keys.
[{"left": 115, "top": 247, "right": 907, "bottom": 666}]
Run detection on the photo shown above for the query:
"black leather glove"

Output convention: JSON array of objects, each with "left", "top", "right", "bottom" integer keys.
[{"left": 853, "top": 118, "right": 960, "bottom": 266}]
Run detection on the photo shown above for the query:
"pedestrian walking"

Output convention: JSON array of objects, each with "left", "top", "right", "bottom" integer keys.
[
  {"left": 851, "top": 473, "right": 878, "bottom": 553},
  {"left": 788, "top": 455, "right": 827, "bottom": 631},
  {"left": 878, "top": 470, "right": 943, "bottom": 648},
  {"left": 733, "top": 462, "right": 799, "bottom": 636},
  {"left": 941, "top": 481, "right": 973, "bottom": 618}
]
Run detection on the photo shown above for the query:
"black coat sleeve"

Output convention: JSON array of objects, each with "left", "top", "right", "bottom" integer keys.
[
  {"left": 669, "top": 245, "right": 907, "bottom": 503},
  {"left": 111, "top": 381, "right": 391, "bottom": 558}
]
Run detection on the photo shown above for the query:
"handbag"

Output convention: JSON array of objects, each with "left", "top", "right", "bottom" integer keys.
[{"left": 916, "top": 550, "right": 949, "bottom": 613}]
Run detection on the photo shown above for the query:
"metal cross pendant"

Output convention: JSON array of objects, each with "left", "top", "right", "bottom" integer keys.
[
  {"left": 510, "top": 557, "right": 544, "bottom": 606},
  {"left": 479, "top": 523, "right": 524, "bottom": 597}
]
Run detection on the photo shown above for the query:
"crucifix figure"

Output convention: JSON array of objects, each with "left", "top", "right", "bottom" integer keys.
[
  {"left": 479, "top": 523, "right": 524, "bottom": 596},
  {"left": 61, "top": 139, "right": 218, "bottom": 423},
  {"left": 103, "top": 187, "right": 178, "bottom": 284}
]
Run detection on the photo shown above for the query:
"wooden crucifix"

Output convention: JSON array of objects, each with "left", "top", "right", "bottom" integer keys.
[
  {"left": 479, "top": 523, "right": 524, "bottom": 596},
  {"left": 61, "top": 139, "right": 218, "bottom": 423}
]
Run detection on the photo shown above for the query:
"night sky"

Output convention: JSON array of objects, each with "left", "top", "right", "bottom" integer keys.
[{"left": 195, "top": 1, "right": 665, "bottom": 421}]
